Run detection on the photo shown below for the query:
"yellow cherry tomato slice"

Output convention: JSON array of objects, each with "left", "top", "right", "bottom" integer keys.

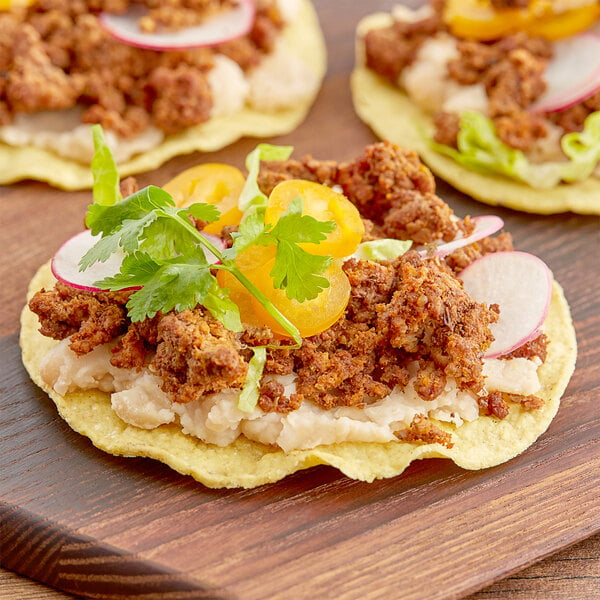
[
  {"left": 216, "top": 245, "right": 350, "bottom": 338},
  {"left": 247, "top": 258, "right": 351, "bottom": 338},
  {"left": 0, "top": 0, "right": 35, "bottom": 9},
  {"left": 527, "top": 4, "right": 600, "bottom": 40},
  {"left": 264, "top": 180, "right": 364, "bottom": 258},
  {"left": 215, "top": 245, "right": 277, "bottom": 329},
  {"left": 444, "top": 0, "right": 519, "bottom": 40},
  {"left": 444, "top": 0, "right": 600, "bottom": 41},
  {"left": 162, "top": 163, "right": 244, "bottom": 235}
]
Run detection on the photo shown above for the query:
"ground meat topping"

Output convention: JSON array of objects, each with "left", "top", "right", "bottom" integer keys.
[
  {"left": 28, "top": 282, "right": 133, "bottom": 354},
  {"left": 145, "top": 64, "right": 213, "bottom": 134},
  {"left": 257, "top": 156, "right": 338, "bottom": 196},
  {"left": 257, "top": 380, "right": 303, "bottom": 413},
  {"left": 446, "top": 34, "right": 553, "bottom": 152},
  {"left": 363, "top": 7, "right": 444, "bottom": 83},
  {"left": 110, "top": 316, "right": 161, "bottom": 370},
  {"left": 335, "top": 142, "right": 458, "bottom": 244},
  {"left": 0, "top": 1, "right": 284, "bottom": 137},
  {"left": 447, "top": 34, "right": 553, "bottom": 87},
  {"left": 478, "top": 390, "right": 545, "bottom": 418},
  {"left": 377, "top": 252, "right": 499, "bottom": 397},
  {"left": 478, "top": 391, "right": 510, "bottom": 419},
  {"left": 257, "top": 142, "right": 460, "bottom": 246},
  {"left": 396, "top": 413, "right": 454, "bottom": 448},
  {"left": 550, "top": 91, "right": 600, "bottom": 132},
  {"left": 433, "top": 110, "right": 461, "bottom": 148},
  {"left": 152, "top": 308, "right": 248, "bottom": 402},
  {"left": 503, "top": 333, "right": 548, "bottom": 363},
  {"left": 133, "top": 0, "right": 234, "bottom": 34},
  {"left": 444, "top": 232, "right": 514, "bottom": 273}
]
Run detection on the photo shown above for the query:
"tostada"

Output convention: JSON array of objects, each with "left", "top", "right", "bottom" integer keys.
[{"left": 20, "top": 129, "right": 577, "bottom": 488}]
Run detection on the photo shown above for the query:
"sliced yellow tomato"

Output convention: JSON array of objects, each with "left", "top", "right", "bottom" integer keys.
[
  {"left": 247, "top": 258, "right": 351, "bottom": 338},
  {"left": 527, "top": 4, "right": 600, "bottom": 39},
  {"left": 0, "top": 0, "right": 34, "bottom": 9},
  {"left": 444, "top": 0, "right": 600, "bottom": 41},
  {"left": 216, "top": 245, "right": 350, "bottom": 338},
  {"left": 216, "top": 245, "right": 277, "bottom": 329},
  {"left": 264, "top": 179, "right": 364, "bottom": 258},
  {"left": 162, "top": 163, "right": 244, "bottom": 235}
]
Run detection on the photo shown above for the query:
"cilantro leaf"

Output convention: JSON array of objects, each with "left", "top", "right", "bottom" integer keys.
[
  {"left": 202, "top": 282, "right": 243, "bottom": 333},
  {"left": 99, "top": 253, "right": 219, "bottom": 321},
  {"left": 82, "top": 136, "right": 315, "bottom": 343},
  {"left": 261, "top": 197, "right": 335, "bottom": 301},
  {"left": 237, "top": 143, "right": 293, "bottom": 212},
  {"left": 270, "top": 242, "right": 331, "bottom": 302},
  {"left": 79, "top": 229, "right": 124, "bottom": 270},
  {"left": 222, "top": 204, "right": 266, "bottom": 260},
  {"left": 83, "top": 186, "right": 216, "bottom": 269},
  {"left": 94, "top": 251, "right": 160, "bottom": 289},
  {"left": 86, "top": 185, "right": 173, "bottom": 235},
  {"left": 265, "top": 196, "right": 335, "bottom": 243},
  {"left": 187, "top": 202, "right": 220, "bottom": 223}
]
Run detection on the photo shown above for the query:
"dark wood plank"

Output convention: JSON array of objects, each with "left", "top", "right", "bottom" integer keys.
[{"left": 1, "top": 1, "right": 599, "bottom": 599}]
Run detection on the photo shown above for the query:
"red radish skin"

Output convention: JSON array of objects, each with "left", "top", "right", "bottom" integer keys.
[
  {"left": 459, "top": 251, "right": 552, "bottom": 358},
  {"left": 100, "top": 0, "right": 256, "bottom": 51},
  {"left": 418, "top": 215, "right": 504, "bottom": 259},
  {"left": 531, "top": 31, "right": 600, "bottom": 113},
  {"left": 52, "top": 229, "right": 225, "bottom": 292}
]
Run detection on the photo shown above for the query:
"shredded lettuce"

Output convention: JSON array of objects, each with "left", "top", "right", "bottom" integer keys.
[
  {"left": 90, "top": 124, "right": 122, "bottom": 207},
  {"left": 352, "top": 238, "right": 412, "bottom": 261},
  {"left": 237, "top": 143, "right": 293, "bottom": 212},
  {"left": 237, "top": 346, "right": 267, "bottom": 412},
  {"left": 560, "top": 111, "right": 600, "bottom": 181},
  {"left": 430, "top": 110, "right": 600, "bottom": 189}
]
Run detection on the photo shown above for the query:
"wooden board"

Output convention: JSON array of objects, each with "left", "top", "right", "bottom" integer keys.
[{"left": 1, "top": 2, "right": 599, "bottom": 599}]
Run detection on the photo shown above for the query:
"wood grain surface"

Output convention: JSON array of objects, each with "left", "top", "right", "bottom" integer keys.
[{"left": 1, "top": 2, "right": 599, "bottom": 599}]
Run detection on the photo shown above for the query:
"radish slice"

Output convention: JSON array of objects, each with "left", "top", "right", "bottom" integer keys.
[
  {"left": 200, "top": 231, "right": 227, "bottom": 263},
  {"left": 52, "top": 229, "right": 225, "bottom": 292},
  {"left": 51, "top": 229, "right": 128, "bottom": 292},
  {"left": 531, "top": 31, "right": 600, "bottom": 113},
  {"left": 459, "top": 251, "right": 552, "bottom": 358},
  {"left": 418, "top": 215, "right": 504, "bottom": 259},
  {"left": 99, "top": 0, "right": 256, "bottom": 51}
]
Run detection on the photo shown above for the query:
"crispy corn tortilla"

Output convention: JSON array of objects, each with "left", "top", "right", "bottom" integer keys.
[
  {"left": 351, "top": 13, "right": 600, "bottom": 216},
  {"left": 0, "top": 0, "right": 326, "bottom": 191},
  {"left": 20, "top": 262, "right": 577, "bottom": 488}
]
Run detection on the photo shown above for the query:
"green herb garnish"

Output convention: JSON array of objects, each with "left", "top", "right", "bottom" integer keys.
[{"left": 84, "top": 130, "right": 339, "bottom": 343}]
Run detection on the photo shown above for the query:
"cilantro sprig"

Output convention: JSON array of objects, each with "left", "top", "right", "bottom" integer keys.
[{"left": 84, "top": 128, "right": 338, "bottom": 348}]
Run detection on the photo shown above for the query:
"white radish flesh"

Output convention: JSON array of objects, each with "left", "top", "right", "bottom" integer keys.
[
  {"left": 100, "top": 0, "right": 256, "bottom": 51},
  {"left": 459, "top": 251, "right": 552, "bottom": 358},
  {"left": 418, "top": 215, "right": 504, "bottom": 259},
  {"left": 531, "top": 31, "right": 600, "bottom": 113},
  {"left": 51, "top": 229, "right": 127, "bottom": 292},
  {"left": 52, "top": 229, "right": 225, "bottom": 292}
]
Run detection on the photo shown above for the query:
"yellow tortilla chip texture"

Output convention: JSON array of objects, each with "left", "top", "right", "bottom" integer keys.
[{"left": 20, "top": 262, "right": 577, "bottom": 488}]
